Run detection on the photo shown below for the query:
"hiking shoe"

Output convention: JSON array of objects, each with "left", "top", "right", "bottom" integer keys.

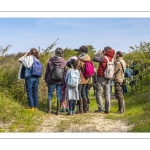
[
  {"left": 116, "top": 111, "right": 124, "bottom": 114},
  {"left": 75, "top": 111, "right": 83, "bottom": 114},
  {"left": 104, "top": 111, "right": 109, "bottom": 114},
  {"left": 94, "top": 109, "right": 104, "bottom": 113}
]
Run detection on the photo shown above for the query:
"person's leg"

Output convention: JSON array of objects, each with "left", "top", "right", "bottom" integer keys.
[
  {"left": 61, "top": 88, "right": 66, "bottom": 112},
  {"left": 48, "top": 84, "right": 56, "bottom": 100},
  {"left": 114, "top": 82, "right": 125, "bottom": 113},
  {"left": 104, "top": 79, "right": 111, "bottom": 113},
  {"left": 76, "top": 84, "right": 83, "bottom": 114},
  {"left": 95, "top": 77, "right": 104, "bottom": 112},
  {"left": 85, "top": 85, "right": 90, "bottom": 111},
  {"left": 56, "top": 84, "right": 63, "bottom": 115},
  {"left": 32, "top": 77, "right": 39, "bottom": 108},
  {"left": 47, "top": 84, "right": 56, "bottom": 113},
  {"left": 93, "top": 86, "right": 96, "bottom": 96},
  {"left": 72, "top": 100, "right": 76, "bottom": 114},
  {"left": 68, "top": 100, "right": 73, "bottom": 115},
  {"left": 81, "top": 84, "right": 88, "bottom": 113},
  {"left": 110, "top": 84, "right": 112, "bottom": 99},
  {"left": 25, "top": 77, "right": 34, "bottom": 109},
  {"left": 66, "top": 100, "right": 69, "bottom": 112},
  {"left": 125, "top": 85, "right": 127, "bottom": 94}
]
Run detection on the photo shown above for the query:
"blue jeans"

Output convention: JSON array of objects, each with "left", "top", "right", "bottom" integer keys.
[
  {"left": 48, "top": 84, "right": 62, "bottom": 100},
  {"left": 69, "top": 100, "right": 76, "bottom": 111},
  {"left": 25, "top": 76, "right": 39, "bottom": 108}
]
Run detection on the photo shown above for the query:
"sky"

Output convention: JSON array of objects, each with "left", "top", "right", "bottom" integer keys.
[{"left": 0, "top": 18, "right": 150, "bottom": 54}]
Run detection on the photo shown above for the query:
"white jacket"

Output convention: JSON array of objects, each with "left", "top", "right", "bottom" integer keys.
[
  {"left": 18, "top": 55, "right": 34, "bottom": 79},
  {"left": 18, "top": 55, "right": 34, "bottom": 68}
]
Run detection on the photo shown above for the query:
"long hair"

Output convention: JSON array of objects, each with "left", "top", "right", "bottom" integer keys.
[
  {"left": 30, "top": 48, "right": 40, "bottom": 59},
  {"left": 70, "top": 59, "right": 78, "bottom": 69}
]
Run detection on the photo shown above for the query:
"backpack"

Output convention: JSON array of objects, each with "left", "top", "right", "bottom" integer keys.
[
  {"left": 67, "top": 70, "right": 79, "bottom": 87},
  {"left": 83, "top": 61, "right": 94, "bottom": 78},
  {"left": 125, "top": 69, "right": 131, "bottom": 79},
  {"left": 51, "top": 63, "right": 64, "bottom": 81},
  {"left": 104, "top": 56, "right": 114, "bottom": 79},
  {"left": 30, "top": 58, "right": 43, "bottom": 77}
]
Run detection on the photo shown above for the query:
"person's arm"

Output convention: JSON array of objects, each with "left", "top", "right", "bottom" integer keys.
[
  {"left": 78, "top": 70, "right": 81, "bottom": 83},
  {"left": 113, "top": 61, "right": 120, "bottom": 80},
  {"left": 93, "top": 50, "right": 104, "bottom": 62},
  {"left": 65, "top": 69, "right": 70, "bottom": 83},
  {"left": 18, "top": 52, "right": 29, "bottom": 63},
  {"left": 45, "top": 62, "right": 50, "bottom": 84},
  {"left": 18, "top": 53, "right": 34, "bottom": 68}
]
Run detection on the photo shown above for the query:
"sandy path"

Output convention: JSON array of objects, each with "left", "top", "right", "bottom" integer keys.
[{"left": 36, "top": 112, "right": 133, "bottom": 132}]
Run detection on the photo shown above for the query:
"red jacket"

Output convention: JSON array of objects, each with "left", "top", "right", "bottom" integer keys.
[{"left": 93, "top": 49, "right": 115, "bottom": 77}]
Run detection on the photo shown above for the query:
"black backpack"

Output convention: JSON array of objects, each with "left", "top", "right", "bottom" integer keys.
[{"left": 51, "top": 62, "right": 64, "bottom": 81}]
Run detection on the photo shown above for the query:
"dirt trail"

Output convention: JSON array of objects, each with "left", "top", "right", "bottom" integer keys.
[{"left": 36, "top": 112, "right": 133, "bottom": 132}]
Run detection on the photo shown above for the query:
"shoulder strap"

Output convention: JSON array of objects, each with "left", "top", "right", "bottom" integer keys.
[
  {"left": 105, "top": 56, "right": 109, "bottom": 62},
  {"left": 118, "top": 61, "right": 125, "bottom": 73},
  {"left": 105, "top": 56, "right": 114, "bottom": 63}
]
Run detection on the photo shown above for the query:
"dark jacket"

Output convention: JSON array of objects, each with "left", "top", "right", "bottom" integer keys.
[
  {"left": 45, "top": 56, "right": 66, "bottom": 84},
  {"left": 93, "top": 49, "right": 115, "bottom": 77}
]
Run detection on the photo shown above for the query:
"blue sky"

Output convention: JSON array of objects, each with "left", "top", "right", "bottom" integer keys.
[{"left": 0, "top": 18, "right": 150, "bottom": 54}]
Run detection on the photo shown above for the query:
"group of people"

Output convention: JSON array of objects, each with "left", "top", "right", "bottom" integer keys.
[{"left": 18, "top": 46, "right": 126, "bottom": 115}]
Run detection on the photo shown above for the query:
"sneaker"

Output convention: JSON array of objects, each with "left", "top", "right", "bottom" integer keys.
[
  {"left": 60, "top": 108, "right": 66, "bottom": 112},
  {"left": 72, "top": 111, "right": 75, "bottom": 115},
  {"left": 34, "top": 107, "right": 38, "bottom": 111},
  {"left": 26, "top": 107, "right": 34, "bottom": 111},
  {"left": 67, "top": 111, "right": 72, "bottom": 115}
]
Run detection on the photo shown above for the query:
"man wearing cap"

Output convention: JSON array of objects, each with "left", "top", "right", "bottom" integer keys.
[
  {"left": 113, "top": 51, "right": 126, "bottom": 113},
  {"left": 45, "top": 47, "right": 66, "bottom": 115},
  {"left": 93, "top": 46, "right": 115, "bottom": 114}
]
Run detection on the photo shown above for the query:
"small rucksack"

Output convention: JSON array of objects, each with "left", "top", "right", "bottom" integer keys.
[
  {"left": 125, "top": 69, "right": 131, "bottom": 79},
  {"left": 104, "top": 56, "right": 114, "bottom": 79},
  {"left": 30, "top": 58, "right": 43, "bottom": 77},
  {"left": 83, "top": 61, "right": 94, "bottom": 78},
  {"left": 67, "top": 69, "right": 79, "bottom": 87},
  {"left": 51, "top": 63, "right": 64, "bottom": 81}
]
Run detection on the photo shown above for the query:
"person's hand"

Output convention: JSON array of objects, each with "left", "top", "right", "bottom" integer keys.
[
  {"left": 46, "top": 83, "right": 48, "bottom": 87},
  {"left": 98, "top": 50, "right": 103, "bottom": 54},
  {"left": 23, "top": 52, "right": 29, "bottom": 57}
]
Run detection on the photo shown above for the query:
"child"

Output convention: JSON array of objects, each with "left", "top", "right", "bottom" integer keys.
[
  {"left": 65, "top": 59, "right": 80, "bottom": 115},
  {"left": 60, "top": 76, "right": 69, "bottom": 112}
]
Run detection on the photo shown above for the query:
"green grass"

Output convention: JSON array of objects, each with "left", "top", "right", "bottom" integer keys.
[
  {"left": 1, "top": 85, "right": 150, "bottom": 132},
  {"left": 0, "top": 92, "right": 45, "bottom": 132},
  {"left": 105, "top": 90, "right": 150, "bottom": 132}
]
